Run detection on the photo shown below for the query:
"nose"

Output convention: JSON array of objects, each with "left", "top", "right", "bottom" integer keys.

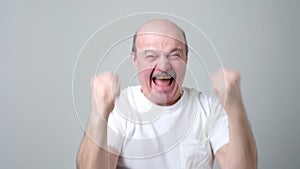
[{"left": 156, "top": 56, "right": 172, "bottom": 72}]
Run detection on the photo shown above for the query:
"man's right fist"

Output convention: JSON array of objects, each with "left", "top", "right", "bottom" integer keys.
[{"left": 90, "top": 72, "right": 120, "bottom": 121}]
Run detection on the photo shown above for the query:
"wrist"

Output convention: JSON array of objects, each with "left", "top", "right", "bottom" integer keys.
[
  {"left": 91, "top": 103, "right": 111, "bottom": 122},
  {"left": 225, "top": 102, "right": 247, "bottom": 122},
  {"left": 86, "top": 111, "right": 108, "bottom": 146}
]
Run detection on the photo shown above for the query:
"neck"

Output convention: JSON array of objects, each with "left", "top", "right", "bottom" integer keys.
[{"left": 141, "top": 87, "right": 183, "bottom": 106}]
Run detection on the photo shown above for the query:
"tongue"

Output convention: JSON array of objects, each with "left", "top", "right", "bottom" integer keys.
[{"left": 155, "top": 79, "right": 171, "bottom": 86}]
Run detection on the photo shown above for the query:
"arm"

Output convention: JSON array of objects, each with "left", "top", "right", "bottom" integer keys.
[
  {"left": 77, "top": 72, "right": 120, "bottom": 169},
  {"left": 211, "top": 68, "right": 257, "bottom": 169}
]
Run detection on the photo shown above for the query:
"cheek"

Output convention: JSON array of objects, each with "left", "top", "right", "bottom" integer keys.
[
  {"left": 136, "top": 58, "right": 153, "bottom": 71},
  {"left": 136, "top": 60, "right": 155, "bottom": 82},
  {"left": 173, "top": 63, "right": 187, "bottom": 84},
  {"left": 138, "top": 68, "right": 152, "bottom": 84},
  {"left": 174, "top": 61, "right": 187, "bottom": 76}
]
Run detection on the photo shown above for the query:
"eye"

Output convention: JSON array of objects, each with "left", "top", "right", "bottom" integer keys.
[
  {"left": 146, "top": 54, "right": 155, "bottom": 58},
  {"left": 169, "top": 53, "right": 181, "bottom": 60},
  {"left": 144, "top": 53, "right": 158, "bottom": 61}
]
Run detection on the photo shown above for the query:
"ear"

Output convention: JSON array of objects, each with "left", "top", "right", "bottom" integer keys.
[{"left": 130, "top": 51, "right": 138, "bottom": 70}]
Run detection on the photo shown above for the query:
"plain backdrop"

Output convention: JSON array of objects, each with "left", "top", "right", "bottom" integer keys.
[{"left": 1, "top": 0, "right": 299, "bottom": 169}]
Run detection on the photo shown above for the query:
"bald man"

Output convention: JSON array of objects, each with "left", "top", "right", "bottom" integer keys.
[{"left": 77, "top": 19, "right": 257, "bottom": 169}]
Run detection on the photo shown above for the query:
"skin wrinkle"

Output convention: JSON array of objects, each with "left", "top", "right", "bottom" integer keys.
[
  {"left": 131, "top": 19, "right": 188, "bottom": 106},
  {"left": 148, "top": 64, "right": 157, "bottom": 89},
  {"left": 131, "top": 19, "right": 189, "bottom": 56},
  {"left": 134, "top": 35, "right": 186, "bottom": 57}
]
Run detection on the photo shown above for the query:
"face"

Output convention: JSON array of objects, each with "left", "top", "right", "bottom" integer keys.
[{"left": 132, "top": 34, "right": 188, "bottom": 106}]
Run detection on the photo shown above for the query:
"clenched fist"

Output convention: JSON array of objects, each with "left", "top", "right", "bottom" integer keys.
[
  {"left": 90, "top": 72, "right": 120, "bottom": 121},
  {"left": 210, "top": 68, "right": 244, "bottom": 115}
]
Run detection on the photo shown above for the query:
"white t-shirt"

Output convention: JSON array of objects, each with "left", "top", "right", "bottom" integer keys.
[{"left": 107, "top": 86, "right": 229, "bottom": 169}]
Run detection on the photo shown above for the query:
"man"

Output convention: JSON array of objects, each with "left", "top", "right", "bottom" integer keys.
[{"left": 77, "top": 19, "right": 257, "bottom": 169}]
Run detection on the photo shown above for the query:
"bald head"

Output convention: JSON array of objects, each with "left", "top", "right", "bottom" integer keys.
[{"left": 132, "top": 19, "right": 188, "bottom": 55}]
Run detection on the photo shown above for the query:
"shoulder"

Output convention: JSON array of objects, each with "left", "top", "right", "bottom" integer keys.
[
  {"left": 182, "top": 87, "right": 222, "bottom": 118},
  {"left": 182, "top": 87, "right": 211, "bottom": 104}
]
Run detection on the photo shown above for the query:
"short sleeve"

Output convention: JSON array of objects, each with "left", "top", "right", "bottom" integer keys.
[{"left": 209, "top": 110, "right": 229, "bottom": 154}]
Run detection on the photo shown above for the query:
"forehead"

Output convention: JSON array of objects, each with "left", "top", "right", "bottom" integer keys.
[{"left": 135, "top": 34, "right": 185, "bottom": 52}]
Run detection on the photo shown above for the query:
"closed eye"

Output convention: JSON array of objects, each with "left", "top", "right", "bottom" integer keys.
[
  {"left": 168, "top": 52, "right": 181, "bottom": 60},
  {"left": 144, "top": 50, "right": 159, "bottom": 60},
  {"left": 146, "top": 54, "right": 155, "bottom": 58}
]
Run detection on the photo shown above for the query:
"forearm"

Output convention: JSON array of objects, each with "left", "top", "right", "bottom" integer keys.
[
  {"left": 77, "top": 111, "right": 115, "bottom": 169},
  {"left": 77, "top": 133, "right": 110, "bottom": 169},
  {"left": 227, "top": 104, "right": 257, "bottom": 169}
]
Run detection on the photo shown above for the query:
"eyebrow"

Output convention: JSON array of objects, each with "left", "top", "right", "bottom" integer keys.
[
  {"left": 143, "top": 49, "right": 157, "bottom": 54},
  {"left": 142, "top": 48, "right": 183, "bottom": 55},
  {"left": 169, "top": 48, "right": 183, "bottom": 54}
]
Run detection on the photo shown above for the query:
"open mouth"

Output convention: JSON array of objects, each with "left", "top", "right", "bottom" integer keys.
[
  {"left": 152, "top": 76, "right": 174, "bottom": 86},
  {"left": 151, "top": 72, "right": 176, "bottom": 87}
]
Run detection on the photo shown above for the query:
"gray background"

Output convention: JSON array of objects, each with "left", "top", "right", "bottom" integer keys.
[{"left": 1, "top": 0, "right": 299, "bottom": 169}]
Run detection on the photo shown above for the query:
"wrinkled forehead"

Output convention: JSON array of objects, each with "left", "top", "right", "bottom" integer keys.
[{"left": 135, "top": 33, "right": 186, "bottom": 52}]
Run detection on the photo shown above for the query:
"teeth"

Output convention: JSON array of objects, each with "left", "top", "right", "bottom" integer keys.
[
  {"left": 156, "top": 76, "right": 172, "bottom": 80},
  {"left": 152, "top": 72, "right": 176, "bottom": 86},
  {"left": 152, "top": 77, "right": 174, "bottom": 86}
]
